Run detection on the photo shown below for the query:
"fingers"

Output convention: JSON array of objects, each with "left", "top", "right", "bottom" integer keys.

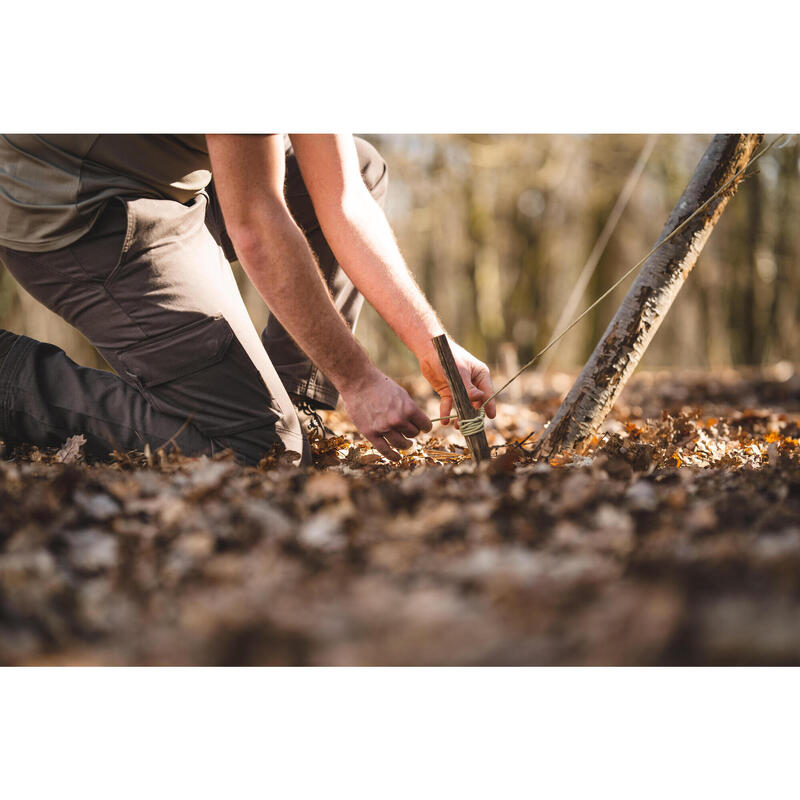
[
  {"left": 383, "top": 430, "right": 414, "bottom": 451},
  {"left": 343, "top": 374, "right": 435, "bottom": 462},
  {"left": 382, "top": 398, "right": 432, "bottom": 442},
  {"left": 367, "top": 406, "right": 428, "bottom": 461},
  {"left": 411, "top": 406, "right": 433, "bottom": 434},
  {"left": 366, "top": 429, "right": 413, "bottom": 462},
  {"left": 395, "top": 420, "right": 422, "bottom": 439},
  {"left": 393, "top": 400, "right": 428, "bottom": 438},
  {"left": 467, "top": 383, "right": 484, "bottom": 410},
  {"left": 439, "top": 395, "right": 453, "bottom": 426},
  {"left": 440, "top": 363, "right": 495, "bottom": 426},
  {"left": 425, "top": 342, "right": 497, "bottom": 425},
  {"left": 367, "top": 433, "right": 401, "bottom": 462},
  {"left": 470, "top": 365, "right": 497, "bottom": 419}
]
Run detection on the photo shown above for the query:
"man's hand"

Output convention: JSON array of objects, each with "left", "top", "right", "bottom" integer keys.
[
  {"left": 209, "top": 134, "right": 493, "bottom": 455},
  {"left": 418, "top": 339, "right": 497, "bottom": 427},
  {"left": 340, "top": 366, "right": 432, "bottom": 461},
  {"left": 285, "top": 138, "right": 496, "bottom": 431}
]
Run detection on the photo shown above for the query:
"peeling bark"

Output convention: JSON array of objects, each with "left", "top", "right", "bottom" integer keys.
[{"left": 534, "top": 134, "right": 764, "bottom": 460}]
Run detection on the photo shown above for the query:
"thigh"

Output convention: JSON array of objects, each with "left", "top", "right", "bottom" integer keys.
[
  {"left": 0, "top": 200, "right": 145, "bottom": 352},
  {"left": 1, "top": 197, "right": 305, "bottom": 461}
]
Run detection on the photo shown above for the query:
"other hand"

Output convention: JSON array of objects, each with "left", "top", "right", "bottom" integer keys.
[
  {"left": 418, "top": 338, "right": 496, "bottom": 427},
  {"left": 340, "top": 367, "right": 432, "bottom": 461}
]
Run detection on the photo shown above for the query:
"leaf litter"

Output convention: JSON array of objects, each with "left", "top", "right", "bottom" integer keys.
[{"left": 2, "top": 364, "right": 800, "bottom": 665}]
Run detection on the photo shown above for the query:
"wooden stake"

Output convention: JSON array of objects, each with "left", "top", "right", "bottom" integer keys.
[{"left": 432, "top": 334, "right": 491, "bottom": 463}]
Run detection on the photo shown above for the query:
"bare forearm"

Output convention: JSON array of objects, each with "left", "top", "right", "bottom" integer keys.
[
  {"left": 235, "top": 215, "right": 374, "bottom": 393},
  {"left": 206, "top": 133, "right": 437, "bottom": 459},
  {"left": 317, "top": 189, "right": 445, "bottom": 360},
  {"left": 316, "top": 188, "right": 497, "bottom": 424}
]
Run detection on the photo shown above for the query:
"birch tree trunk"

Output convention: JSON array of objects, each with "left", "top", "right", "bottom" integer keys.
[{"left": 534, "top": 133, "right": 764, "bottom": 460}]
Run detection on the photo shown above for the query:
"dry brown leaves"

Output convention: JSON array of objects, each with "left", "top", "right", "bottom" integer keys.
[{"left": 2, "top": 365, "right": 800, "bottom": 666}]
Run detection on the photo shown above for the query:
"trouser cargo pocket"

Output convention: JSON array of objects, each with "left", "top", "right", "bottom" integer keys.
[{"left": 115, "top": 314, "right": 281, "bottom": 441}]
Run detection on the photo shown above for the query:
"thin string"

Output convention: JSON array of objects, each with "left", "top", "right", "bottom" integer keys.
[
  {"left": 431, "top": 134, "right": 785, "bottom": 432},
  {"left": 540, "top": 134, "right": 658, "bottom": 371}
]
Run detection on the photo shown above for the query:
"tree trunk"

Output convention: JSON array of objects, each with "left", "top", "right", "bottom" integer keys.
[{"left": 534, "top": 133, "right": 764, "bottom": 460}]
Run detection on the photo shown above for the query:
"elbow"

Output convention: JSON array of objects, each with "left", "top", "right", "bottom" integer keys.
[
  {"left": 320, "top": 183, "right": 376, "bottom": 231},
  {"left": 226, "top": 201, "right": 298, "bottom": 263},
  {"left": 227, "top": 222, "right": 265, "bottom": 264}
]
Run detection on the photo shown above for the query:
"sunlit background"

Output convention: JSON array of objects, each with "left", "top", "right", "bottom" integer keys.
[{"left": 2, "top": 134, "right": 798, "bottom": 382}]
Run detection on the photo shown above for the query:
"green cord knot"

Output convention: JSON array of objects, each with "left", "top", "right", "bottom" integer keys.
[{"left": 458, "top": 408, "right": 486, "bottom": 437}]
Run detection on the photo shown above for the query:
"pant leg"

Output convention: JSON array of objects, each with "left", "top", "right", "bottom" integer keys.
[
  {"left": 0, "top": 333, "right": 215, "bottom": 459},
  {"left": 0, "top": 196, "right": 306, "bottom": 465},
  {"left": 205, "top": 135, "right": 389, "bottom": 411}
]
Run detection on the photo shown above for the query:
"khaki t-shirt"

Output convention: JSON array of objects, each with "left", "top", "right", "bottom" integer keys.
[{"left": 0, "top": 134, "right": 211, "bottom": 252}]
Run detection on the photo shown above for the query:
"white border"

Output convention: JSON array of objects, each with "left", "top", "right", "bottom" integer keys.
[
  {"left": 0, "top": 667, "right": 796, "bottom": 799},
  {"left": 2, "top": 1, "right": 798, "bottom": 132}
]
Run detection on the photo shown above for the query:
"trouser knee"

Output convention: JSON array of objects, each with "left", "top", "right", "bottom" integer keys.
[
  {"left": 215, "top": 422, "right": 309, "bottom": 467},
  {"left": 353, "top": 137, "right": 388, "bottom": 207},
  {"left": 213, "top": 427, "right": 279, "bottom": 467}
]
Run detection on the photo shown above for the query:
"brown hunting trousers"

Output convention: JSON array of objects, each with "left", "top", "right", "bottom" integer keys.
[{"left": 0, "top": 138, "right": 387, "bottom": 465}]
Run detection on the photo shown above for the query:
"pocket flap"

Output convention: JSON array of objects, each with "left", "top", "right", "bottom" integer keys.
[{"left": 118, "top": 314, "right": 234, "bottom": 388}]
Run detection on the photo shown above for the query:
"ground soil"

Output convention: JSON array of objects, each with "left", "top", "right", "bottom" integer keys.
[{"left": 3, "top": 365, "right": 800, "bottom": 665}]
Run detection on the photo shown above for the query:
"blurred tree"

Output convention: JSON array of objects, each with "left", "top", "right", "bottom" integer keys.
[
  {"left": 1, "top": 134, "right": 797, "bottom": 393},
  {"left": 536, "top": 134, "right": 764, "bottom": 459}
]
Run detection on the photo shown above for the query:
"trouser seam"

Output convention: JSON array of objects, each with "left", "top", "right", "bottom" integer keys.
[
  {"left": 5, "top": 388, "right": 182, "bottom": 447},
  {"left": 0, "top": 336, "right": 36, "bottom": 436},
  {"left": 0, "top": 335, "right": 36, "bottom": 388},
  {"left": 80, "top": 241, "right": 149, "bottom": 339},
  {"left": 3, "top": 406, "right": 113, "bottom": 447},
  {"left": 202, "top": 416, "right": 281, "bottom": 438}
]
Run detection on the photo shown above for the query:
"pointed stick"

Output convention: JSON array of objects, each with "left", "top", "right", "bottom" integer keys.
[{"left": 432, "top": 334, "right": 491, "bottom": 463}]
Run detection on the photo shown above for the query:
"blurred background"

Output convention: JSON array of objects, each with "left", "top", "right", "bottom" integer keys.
[{"left": 2, "top": 134, "right": 798, "bottom": 381}]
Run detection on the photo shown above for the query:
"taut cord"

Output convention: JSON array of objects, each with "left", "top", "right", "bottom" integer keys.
[{"left": 431, "top": 134, "right": 785, "bottom": 434}]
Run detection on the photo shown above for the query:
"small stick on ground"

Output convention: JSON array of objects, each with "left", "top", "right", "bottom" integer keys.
[
  {"left": 432, "top": 334, "right": 491, "bottom": 463},
  {"left": 157, "top": 414, "right": 195, "bottom": 459}
]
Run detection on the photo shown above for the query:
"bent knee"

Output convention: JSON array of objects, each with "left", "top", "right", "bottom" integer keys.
[{"left": 215, "top": 421, "right": 309, "bottom": 467}]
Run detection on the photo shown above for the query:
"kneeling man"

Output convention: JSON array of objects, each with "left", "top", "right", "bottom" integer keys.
[{"left": 0, "top": 134, "right": 495, "bottom": 464}]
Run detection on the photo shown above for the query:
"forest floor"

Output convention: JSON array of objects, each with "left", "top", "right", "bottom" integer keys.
[{"left": 3, "top": 364, "right": 800, "bottom": 666}]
